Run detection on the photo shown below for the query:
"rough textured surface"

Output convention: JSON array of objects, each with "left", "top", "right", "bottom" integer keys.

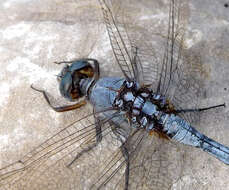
[{"left": 0, "top": 0, "right": 229, "bottom": 189}]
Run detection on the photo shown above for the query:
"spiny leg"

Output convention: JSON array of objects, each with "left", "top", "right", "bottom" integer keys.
[
  {"left": 31, "top": 85, "right": 86, "bottom": 112},
  {"left": 67, "top": 109, "right": 103, "bottom": 167},
  {"left": 174, "top": 103, "right": 226, "bottom": 114}
]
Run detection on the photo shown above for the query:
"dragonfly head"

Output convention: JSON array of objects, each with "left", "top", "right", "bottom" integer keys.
[{"left": 58, "top": 60, "right": 94, "bottom": 101}]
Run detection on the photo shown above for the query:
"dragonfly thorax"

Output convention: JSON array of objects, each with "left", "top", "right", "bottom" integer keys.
[{"left": 113, "top": 80, "right": 166, "bottom": 131}]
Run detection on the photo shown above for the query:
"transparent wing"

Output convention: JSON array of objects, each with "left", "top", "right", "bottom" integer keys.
[
  {"left": 166, "top": 49, "right": 206, "bottom": 124},
  {"left": 127, "top": 130, "right": 185, "bottom": 190},
  {"left": 155, "top": 0, "right": 206, "bottom": 124},
  {"left": 118, "top": 0, "right": 207, "bottom": 124},
  {"left": 100, "top": 0, "right": 190, "bottom": 90},
  {"left": 155, "top": 0, "right": 188, "bottom": 95},
  {"left": 0, "top": 108, "right": 185, "bottom": 190},
  {"left": 0, "top": 108, "right": 120, "bottom": 189},
  {"left": 88, "top": 127, "right": 185, "bottom": 190},
  {"left": 99, "top": 0, "right": 145, "bottom": 83},
  {"left": 99, "top": 0, "right": 205, "bottom": 123}
]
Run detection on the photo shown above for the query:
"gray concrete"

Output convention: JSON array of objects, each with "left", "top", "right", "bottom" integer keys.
[{"left": 0, "top": 0, "right": 228, "bottom": 189}]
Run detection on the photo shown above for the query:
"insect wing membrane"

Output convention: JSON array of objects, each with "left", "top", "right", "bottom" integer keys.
[
  {"left": 89, "top": 129, "right": 185, "bottom": 190},
  {"left": 121, "top": 0, "right": 205, "bottom": 124},
  {"left": 0, "top": 109, "right": 121, "bottom": 189},
  {"left": 99, "top": 0, "right": 145, "bottom": 82},
  {"left": 97, "top": 0, "right": 204, "bottom": 189},
  {"left": 0, "top": 0, "right": 218, "bottom": 190}
]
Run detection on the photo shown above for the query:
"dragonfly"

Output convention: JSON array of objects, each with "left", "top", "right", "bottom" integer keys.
[{"left": 0, "top": 0, "right": 228, "bottom": 189}]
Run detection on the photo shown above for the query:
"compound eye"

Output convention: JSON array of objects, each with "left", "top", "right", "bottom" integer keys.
[
  {"left": 58, "top": 61, "right": 95, "bottom": 101},
  {"left": 59, "top": 72, "right": 75, "bottom": 101}
]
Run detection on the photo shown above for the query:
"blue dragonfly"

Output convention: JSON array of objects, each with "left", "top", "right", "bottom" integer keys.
[{"left": 0, "top": 0, "right": 228, "bottom": 189}]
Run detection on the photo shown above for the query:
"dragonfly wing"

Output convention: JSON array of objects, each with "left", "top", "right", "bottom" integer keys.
[
  {"left": 126, "top": 130, "right": 185, "bottom": 190},
  {"left": 104, "top": 0, "right": 205, "bottom": 124},
  {"left": 141, "top": 0, "right": 207, "bottom": 124},
  {"left": 99, "top": 0, "right": 144, "bottom": 82},
  {"left": 101, "top": 0, "right": 190, "bottom": 89},
  {"left": 89, "top": 127, "right": 186, "bottom": 190},
  {"left": 0, "top": 108, "right": 120, "bottom": 189},
  {"left": 155, "top": 0, "right": 189, "bottom": 95},
  {"left": 166, "top": 49, "right": 206, "bottom": 124}
]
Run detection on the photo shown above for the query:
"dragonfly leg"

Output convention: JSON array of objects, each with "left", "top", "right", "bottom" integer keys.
[
  {"left": 174, "top": 103, "right": 226, "bottom": 113},
  {"left": 31, "top": 85, "right": 86, "bottom": 112},
  {"left": 121, "top": 144, "right": 130, "bottom": 190},
  {"left": 67, "top": 114, "right": 103, "bottom": 167}
]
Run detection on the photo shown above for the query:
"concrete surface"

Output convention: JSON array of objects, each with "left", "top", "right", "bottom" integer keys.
[{"left": 0, "top": 0, "right": 229, "bottom": 189}]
